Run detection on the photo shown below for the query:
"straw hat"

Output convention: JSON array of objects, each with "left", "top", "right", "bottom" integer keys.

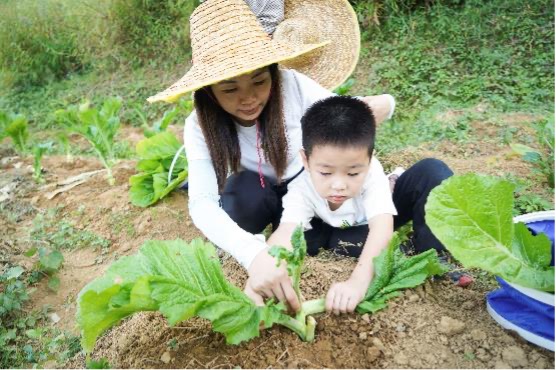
[
  {"left": 147, "top": 0, "right": 359, "bottom": 103},
  {"left": 274, "top": 0, "right": 360, "bottom": 91}
]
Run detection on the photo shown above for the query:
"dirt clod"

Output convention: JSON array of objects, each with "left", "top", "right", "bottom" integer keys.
[
  {"left": 394, "top": 352, "right": 409, "bottom": 366},
  {"left": 470, "top": 328, "right": 487, "bottom": 341},
  {"left": 160, "top": 351, "right": 172, "bottom": 364},
  {"left": 408, "top": 294, "right": 420, "bottom": 303},
  {"left": 367, "top": 346, "right": 381, "bottom": 362},
  {"left": 371, "top": 337, "right": 386, "bottom": 352},
  {"left": 502, "top": 346, "right": 528, "bottom": 368},
  {"left": 438, "top": 316, "right": 466, "bottom": 336},
  {"left": 495, "top": 359, "right": 511, "bottom": 369}
]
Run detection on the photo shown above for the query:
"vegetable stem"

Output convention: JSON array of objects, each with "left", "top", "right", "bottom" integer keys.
[
  {"left": 274, "top": 314, "right": 308, "bottom": 340},
  {"left": 302, "top": 299, "right": 326, "bottom": 316}
]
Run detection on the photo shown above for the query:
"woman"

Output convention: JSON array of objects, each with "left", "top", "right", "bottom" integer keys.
[{"left": 148, "top": 0, "right": 449, "bottom": 311}]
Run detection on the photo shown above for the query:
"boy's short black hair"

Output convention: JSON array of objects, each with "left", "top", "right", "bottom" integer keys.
[{"left": 301, "top": 96, "right": 376, "bottom": 158}]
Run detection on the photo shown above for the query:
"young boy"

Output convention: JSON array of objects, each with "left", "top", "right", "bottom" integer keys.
[{"left": 268, "top": 95, "right": 396, "bottom": 315}]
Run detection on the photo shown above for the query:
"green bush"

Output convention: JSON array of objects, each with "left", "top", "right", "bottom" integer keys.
[
  {"left": 0, "top": 0, "right": 198, "bottom": 89},
  {"left": 0, "top": 0, "right": 87, "bottom": 89},
  {"left": 107, "top": 0, "right": 199, "bottom": 67},
  {"left": 349, "top": 0, "right": 465, "bottom": 26}
]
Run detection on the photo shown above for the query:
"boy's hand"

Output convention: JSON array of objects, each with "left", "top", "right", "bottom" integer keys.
[
  {"left": 244, "top": 247, "right": 300, "bottom": 312},
  {"left": 325, "top": 269, "right": 372, "bottom": 315}
]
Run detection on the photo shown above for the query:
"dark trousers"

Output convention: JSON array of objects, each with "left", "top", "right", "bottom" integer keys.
[{"left": 221, "top": 158, "right": 453, "bottom": 257}]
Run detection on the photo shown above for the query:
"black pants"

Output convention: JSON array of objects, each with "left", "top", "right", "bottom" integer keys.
[{"left": 222, "top": 158, "right": 453, "bottom": 257}]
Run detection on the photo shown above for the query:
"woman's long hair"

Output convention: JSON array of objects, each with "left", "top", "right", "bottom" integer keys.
[{"left": 193, "top": 64, "right": 288, "bottom": 192}]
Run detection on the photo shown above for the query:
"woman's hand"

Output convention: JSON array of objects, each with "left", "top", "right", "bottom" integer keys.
[
  {"left": 244, "top": 247, "right": 301, "bottom": 312},
  {"left": 359, "top": 94, "right": 395, "bottom": 125}
]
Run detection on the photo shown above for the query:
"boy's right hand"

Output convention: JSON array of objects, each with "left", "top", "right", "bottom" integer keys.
[{"left": 244, "top": 247, "right": 301, "bottom": 312}]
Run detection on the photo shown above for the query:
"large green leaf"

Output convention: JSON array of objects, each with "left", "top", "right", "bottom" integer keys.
[
  {"left": 129, "top": 131, "right": 188, "bottom": 207},
  {"left": 356, "top": 235, "right": 446, "bottom": 314},
  {"left": 78, "top": 278, "right": 158, "bottom": 352},
  {"left": 129, "top": 173, "right": 157, "bottom": 207},
  {"left": 77, "top": 239, "right": 273, "bottom": 353},
  {"left": 425, "top": 174, "right": 554, "bottom": 292},
  {"left": 129, "top": 167, "right": 187, "bottom": 207},
  {"left": 136, "top": 131, "right": 182, "bottom": 160}
]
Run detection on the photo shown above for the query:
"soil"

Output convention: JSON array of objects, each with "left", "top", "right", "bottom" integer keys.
[{"left": 0, "top": 118, "right": 554, "bottom": 369}]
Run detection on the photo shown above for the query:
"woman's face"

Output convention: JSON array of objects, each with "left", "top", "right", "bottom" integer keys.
[{"left": 210, "top": 67, "right": 272, "bottom": 126}]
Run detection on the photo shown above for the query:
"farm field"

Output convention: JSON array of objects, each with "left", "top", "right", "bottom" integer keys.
[
  {"left": 1, "top": 116, "right": 554, "bottom": 368},
  {"left": 0, "top": 0, "right": 554, "bottom": 368}
]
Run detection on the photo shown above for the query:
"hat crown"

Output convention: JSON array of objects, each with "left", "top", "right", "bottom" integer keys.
[{"left": 189, "top": 0, "right": 271, "bottom": 65}]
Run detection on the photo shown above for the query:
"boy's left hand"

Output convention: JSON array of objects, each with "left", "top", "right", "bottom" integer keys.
[{"left": 325, "top": 270, "right": 372, "bottom": 315}]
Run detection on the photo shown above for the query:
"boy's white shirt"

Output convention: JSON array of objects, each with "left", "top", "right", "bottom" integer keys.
[
  {"left": 281, "top": 157, "right": 398, "bottom": 229},
  {"left": 184, "top": 68, "right": 396, "bottom": 269}
]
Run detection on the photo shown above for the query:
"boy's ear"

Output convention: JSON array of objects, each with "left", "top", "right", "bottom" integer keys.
[{"left": 300, "top": 149, "right": 309, "bottom": 169}]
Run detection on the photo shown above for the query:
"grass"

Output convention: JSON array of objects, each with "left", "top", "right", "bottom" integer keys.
[
  {"left": 30, "top": 208, "right": 111, "bottom": 252},
  {"left": 352, "top": 0, "right": 553, "bottom": 153},
  {"left": 1, "top": 268, "right": 82, "bottom": 368}
]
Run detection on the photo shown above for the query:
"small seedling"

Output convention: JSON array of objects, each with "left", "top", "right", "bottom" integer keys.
[{"left": 56, "top": 98, "right": 123, "bottom": 185}]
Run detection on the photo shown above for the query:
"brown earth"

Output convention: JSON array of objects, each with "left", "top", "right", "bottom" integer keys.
[{"left": 0, "top": 116, "right": 554, "bottom": 369}]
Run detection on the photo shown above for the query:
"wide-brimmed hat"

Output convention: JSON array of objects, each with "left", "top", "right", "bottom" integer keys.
[
  {"left": 147, "top": 0, "right": 359, "bottom": 103},
  {"left": 274, "top": 0, "right": 360, "bottom": 91}
]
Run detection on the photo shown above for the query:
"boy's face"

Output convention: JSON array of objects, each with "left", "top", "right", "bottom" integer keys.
[
  {"left": 301, "top": 145, "right": 371, "bottom": 210},
  {"left": 211, "top": 67, "right": 272, "bottom": 127}
]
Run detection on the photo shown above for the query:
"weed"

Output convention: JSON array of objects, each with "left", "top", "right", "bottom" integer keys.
[
  {"left": 86, "top": 357, "right": 111, "bottom": 369},
  {"left": 0, "top": 267, "right": 29, "bottom": 320},
  {"left": 464, "top": 351, "right": 476, "bottom": 361},
  {"left": 0, "top": 0, "right": 87, "bottom": 89},
  {"left": 24, "top": 247, "right": 64, "bottom": 291},
  {"left": 513, "top": 193, "right": 553, "bottom": 216},
  {"left": 333, "top": 78, "right": 356, "bottom": 96},
  {"left": 0, "top": 266, "right": 81, "bottom": 368},
  {"left": 167, "top": 338, "right": 179, "bottom": 350},
  {"left": 0, "top": 199, "right": 36, "bottom": 224},
  {"left": 109, "top": 211, "right": 136, "bottom": 238},
  {"left": 510, "top": 116, "right": 555, "bottom": 188},
  {"left": 30, "top": 208, "right": 110, "bottom": 252}
]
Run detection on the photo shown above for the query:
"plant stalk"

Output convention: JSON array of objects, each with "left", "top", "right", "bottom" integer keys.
[{"left": 302, "top": 298, "right": 326, "bottom": 316}]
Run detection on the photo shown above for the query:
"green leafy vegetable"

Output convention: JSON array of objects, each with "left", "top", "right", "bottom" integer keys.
[
  {"left": 135, "top": 97, "right": 193, "bottom": 138},
  {"left": 32, "top": 141, "right": 54, "bottom": 183},
  {"left": 425, "top": 173, "right": 554, "bottom": 292},
  {"left": 78, "top": 228, "right": 445, "bottom": 352},
  {"left": 299, "top": 233, "right": 447, "bottom": 316},
  {"left": 269, "top": 226, "right": 307, "bottom": 299},
  {"left": 129, "top": 131, "right": 188, "bottom": 207},
  {"left": 77, "top": 239, "right": 283, "bottom": 353},
  {"left": 56, "top": 98, "right": 122, "bottom": 185},
  {"left": 56, "top": 131, "right": 73, "bottom": 163},
  {"left": 0, "top": 112, "right": 29, "bottom": 153}
]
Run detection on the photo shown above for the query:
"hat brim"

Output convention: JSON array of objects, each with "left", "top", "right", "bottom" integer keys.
[
  {"left": 147, "top": 41, "right": 329, "bottom": 103},
  {"left": 275, "top": 0, "right": 360, "bottom": 91}
]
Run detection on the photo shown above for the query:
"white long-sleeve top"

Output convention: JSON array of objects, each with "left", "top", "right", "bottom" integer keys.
[{"left": 184, "top": 68, "right": 395, "bottom": 269}]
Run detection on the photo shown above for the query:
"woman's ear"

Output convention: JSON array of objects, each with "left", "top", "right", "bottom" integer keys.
[{"left": 300, "top": 149, "right": 309, "bottom": 169}]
